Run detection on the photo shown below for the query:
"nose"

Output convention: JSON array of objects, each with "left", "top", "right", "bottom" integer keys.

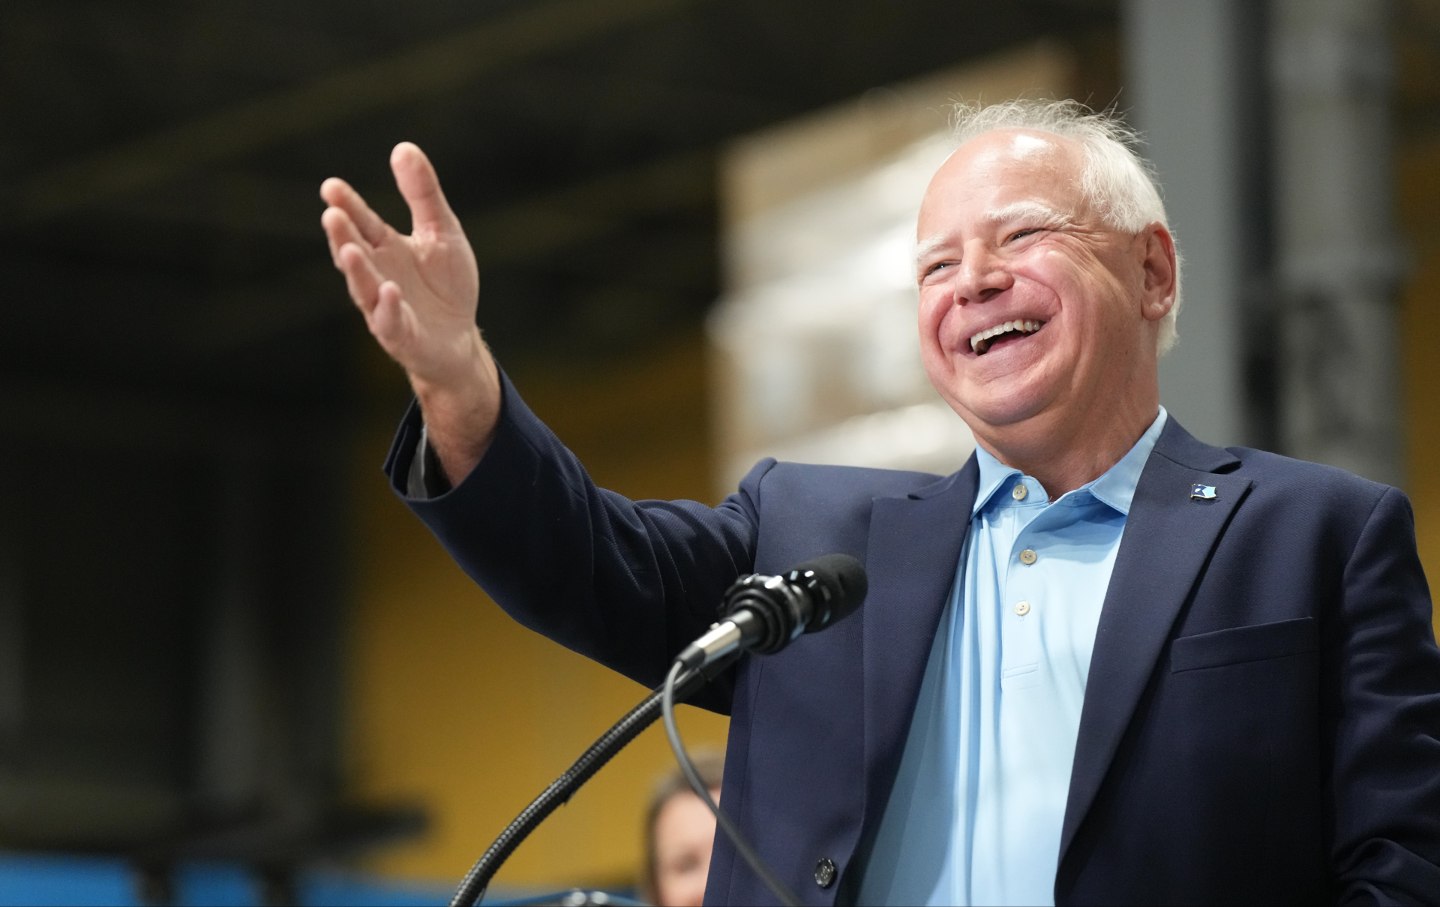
[{"left": 951, "top": 240, "right": 1013, "bottom": 305}]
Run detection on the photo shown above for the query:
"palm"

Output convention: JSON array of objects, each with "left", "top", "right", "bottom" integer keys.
[
  {"left": 374, "top": 218, "right": 479, "bottom": 380},
  {"left": 321, "top": 142, "right": 482, "bottom": 388}
]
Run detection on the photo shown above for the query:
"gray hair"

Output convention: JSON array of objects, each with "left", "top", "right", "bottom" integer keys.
[{"left": 950, "top": 99, "right": 1183, "bottom": 356}]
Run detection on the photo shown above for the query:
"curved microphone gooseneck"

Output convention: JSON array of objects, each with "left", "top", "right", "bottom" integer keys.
[
  {"left": 449, "top": 554, "right": 867, "bottom": 907},
  {"left": 446, "top": 660, "right": 726, "bottom": 907}
]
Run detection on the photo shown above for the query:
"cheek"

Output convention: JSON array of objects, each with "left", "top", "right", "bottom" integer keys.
[{"left": 917, "top": 288, "right": 955, "bottom": 350}]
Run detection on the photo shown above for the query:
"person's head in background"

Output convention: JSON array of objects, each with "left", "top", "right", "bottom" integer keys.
[{"left": 641, "top": 752, "right": 724, "bottom": 907}]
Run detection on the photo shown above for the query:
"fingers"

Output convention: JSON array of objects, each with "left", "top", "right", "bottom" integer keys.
[
  {"left": 368, "top": 281, "right": 413, "bottom": 355},
  {"left": 320, "top": 204, "right": 365, "bottom": 267},
  {"left": 319, "top": 176, "right": 391, "bottom": 248},
  {"left": 320, "top": 178, "right": 395, "bottom": 315},
  {"left": 339, "top": 251, "right": 414, "bottom": 362},
  {"left": 334, "top": 242, "right": 386, "bottom": 312},
  {"left": 390, "top": 142, "right": 461, "bottom": 238}
]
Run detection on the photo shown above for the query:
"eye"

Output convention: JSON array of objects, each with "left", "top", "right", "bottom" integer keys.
[
  {"left": 920, "top": 260, "right": 955, "bottom": 282},
  {"left": 1007, "top": 226, "right": 1044, "bottom": 243}
]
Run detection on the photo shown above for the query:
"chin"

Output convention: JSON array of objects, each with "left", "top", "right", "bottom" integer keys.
[{"left": 947, "top": 387, "right": 1041, "bottom": 426}]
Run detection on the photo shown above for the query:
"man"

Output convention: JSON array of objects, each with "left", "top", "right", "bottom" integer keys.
[{"left": 320, "top": 100, "right": 1440, "bottom": 904}]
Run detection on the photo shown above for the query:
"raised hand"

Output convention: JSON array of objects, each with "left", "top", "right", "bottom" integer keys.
[{"left": 322, "top": 142, "right": 501, "bottom": 482}]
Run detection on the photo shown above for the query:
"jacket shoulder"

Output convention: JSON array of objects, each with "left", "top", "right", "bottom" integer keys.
[{"left": 741, "top": 457, "right": 952, "bottom": 499}]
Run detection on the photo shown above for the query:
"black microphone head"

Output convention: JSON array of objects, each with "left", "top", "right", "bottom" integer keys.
[
  {"left": 718, "top": 554, "right": 868, "bottom": 657},
  {"left": 783, "top": 553, "right": 867, "bottom": 633}
]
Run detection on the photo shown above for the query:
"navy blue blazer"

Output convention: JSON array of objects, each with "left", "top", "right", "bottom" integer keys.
[{"left": 387, "top": 374, "right": 1440, "bottom": 905}]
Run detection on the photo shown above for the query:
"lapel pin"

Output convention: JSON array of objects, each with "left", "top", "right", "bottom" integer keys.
[{"left": 1190, "top": 483, "right": 1218, "bottom": 501}]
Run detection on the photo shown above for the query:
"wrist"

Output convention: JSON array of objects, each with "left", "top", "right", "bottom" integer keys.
[{"left": 411, "top": 336, "right": 501, "bottom": 485}]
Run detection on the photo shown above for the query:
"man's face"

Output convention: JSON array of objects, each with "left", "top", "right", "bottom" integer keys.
[{"left": 915, "top": 129, "right": 1170, "bottom": 449}]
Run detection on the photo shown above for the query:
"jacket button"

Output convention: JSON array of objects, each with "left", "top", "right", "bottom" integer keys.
[{"left": 814, "top": 857, "right": 837, "bottom": 889}]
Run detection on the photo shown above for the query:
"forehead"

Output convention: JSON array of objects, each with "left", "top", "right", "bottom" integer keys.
[
  {"left": 918, "top": 129, "right": 1085, "bottom": 228},
  {"left": 656, "top": 790, "right": 714, "bottom": 833}
]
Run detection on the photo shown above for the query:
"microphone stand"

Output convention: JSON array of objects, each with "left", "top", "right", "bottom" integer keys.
[{"left": 448, "top": 655, "right": 736, "bottom": 907}]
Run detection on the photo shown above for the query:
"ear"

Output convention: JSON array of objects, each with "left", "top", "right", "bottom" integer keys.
[{"left": 1138, "top": 223, "right": 1177, "bottom": 322}]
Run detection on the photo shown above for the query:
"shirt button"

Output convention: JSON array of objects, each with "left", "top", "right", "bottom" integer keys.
[
  {"left": 814, "top": 857, "right": 838, "bottom": 889},
  {"left": 1012, "top": 484, "right": 1028, "bottom": 501},
  {"left": 1019, "top": 548, "right": 1038, "bottom": 565},
  {"left": 1014, "top": 600, "right": 1031, "bottom": 616}
]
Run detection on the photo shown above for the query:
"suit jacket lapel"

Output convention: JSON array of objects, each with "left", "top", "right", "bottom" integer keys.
[
  {"left": 1058, "top": 419, "right": 1250, "bottom": 865},
  {"left": 860, "top": 458, "right": 978, "bottom": 834}
]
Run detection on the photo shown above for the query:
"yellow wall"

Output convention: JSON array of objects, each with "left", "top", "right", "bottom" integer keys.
[
  {"left": 1398, "top": 133, "right": 1440, "bottom": 637},
  {"left": 345, "top": 331, "right": 729, "bottom": 893}
]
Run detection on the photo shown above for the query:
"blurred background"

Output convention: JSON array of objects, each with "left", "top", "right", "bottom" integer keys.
[{"left": 2, "top": 0, "right": 1438, "bottom": 903}]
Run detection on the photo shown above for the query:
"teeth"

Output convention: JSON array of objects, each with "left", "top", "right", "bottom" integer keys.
[{"left": 970, "top": 319, "right": 1043, "bottom": 355}]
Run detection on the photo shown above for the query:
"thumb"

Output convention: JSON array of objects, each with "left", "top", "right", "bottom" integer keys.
[{"left": 391, "top": 141, "right": 460, "bottom": 237}]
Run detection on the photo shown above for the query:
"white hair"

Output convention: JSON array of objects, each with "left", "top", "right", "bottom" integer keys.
[{"left": 950, "top": 99, "right": 1183, "bottom": 356}]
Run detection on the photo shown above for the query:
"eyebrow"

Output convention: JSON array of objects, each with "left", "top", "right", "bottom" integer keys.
[
  {"left": 915, "top": 235, "right": 949, "bottom": 267},
  {"left": 984, "top": 200, "right": 1067, "bottom": 227}
]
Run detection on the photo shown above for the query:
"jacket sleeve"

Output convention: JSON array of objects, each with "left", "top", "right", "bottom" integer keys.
[
  {"left": 1327, "top": 485, "right": 1440, "bottom": 903},
  {"left": 381, "top": 368, "right": 766, "bottom": 703}
]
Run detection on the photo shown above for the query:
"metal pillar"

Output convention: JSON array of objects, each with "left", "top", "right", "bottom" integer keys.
[
  {"left": 1271, "top": 0, "right": 1406, "bottom": 485},
  {"left": 1123, "top": 0, "right": 1271, "bottom": 449}
]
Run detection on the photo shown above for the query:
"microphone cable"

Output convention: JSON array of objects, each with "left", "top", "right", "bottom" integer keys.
[{"left": 661, "top": 658, "right": 803, "bottom": 907}]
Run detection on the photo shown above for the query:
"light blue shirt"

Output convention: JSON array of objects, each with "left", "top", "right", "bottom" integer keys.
[{"left": 856, "top": 408, "right": 1168, "bottom": 906}]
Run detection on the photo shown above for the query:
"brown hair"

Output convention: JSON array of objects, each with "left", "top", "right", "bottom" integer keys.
[{"left": 640, "top": 750, "right": 725, "bottom": 904}]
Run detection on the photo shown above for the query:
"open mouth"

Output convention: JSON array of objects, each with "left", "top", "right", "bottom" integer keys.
[{"left": 970, "top": 319, "right": 1044, "bottom": 355}]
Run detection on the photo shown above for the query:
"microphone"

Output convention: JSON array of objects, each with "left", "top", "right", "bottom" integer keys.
[{"left": 675, "top": 554, "right": 868, "bottom": 672}]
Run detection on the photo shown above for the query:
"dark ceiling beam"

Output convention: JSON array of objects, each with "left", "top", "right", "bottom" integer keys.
[
  {"left": 91, "top": 170, "right": 332, "bottom": 242},
  {"left": 84, "top": 60, "right": 745, "bottom": 244},
  {"left": 183, "top": 146, "right": 716, "bottom": 352},
  {"left": 468, "top": 147, "right": 714, "bottom": 266},
  {"left": 14, "top": 0, "right": 709, "bottom": 223}
]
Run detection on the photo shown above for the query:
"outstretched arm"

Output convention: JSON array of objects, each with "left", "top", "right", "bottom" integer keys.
[{"left": 320, "top": 142, "right": 500, "bottom": 485}]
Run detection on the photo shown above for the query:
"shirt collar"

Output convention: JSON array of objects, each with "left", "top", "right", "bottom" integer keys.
[{"left": 971, "top": 406, "right": 1169, "bottom": 516}]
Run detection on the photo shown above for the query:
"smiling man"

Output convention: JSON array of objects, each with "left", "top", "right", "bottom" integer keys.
[
  {"left": 321, "top": 99, "right": 1440, "bottom": 904},
  {"left": 915, "top": 122, "right": 1178, "bottom": 498}
]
